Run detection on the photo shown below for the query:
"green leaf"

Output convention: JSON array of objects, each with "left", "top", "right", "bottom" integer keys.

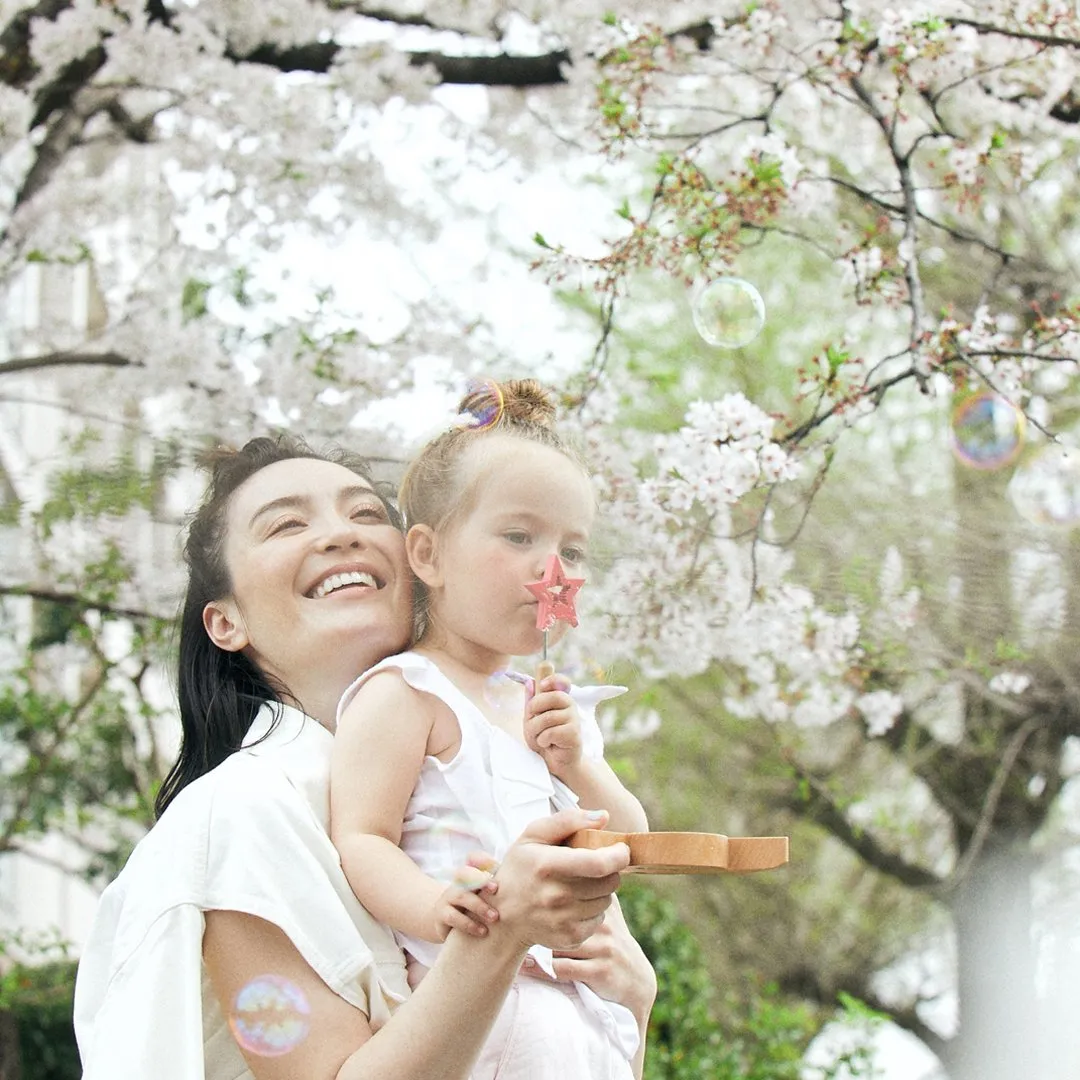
[{"left": 180, "top": 277, "right": 211, "bottom": 322}]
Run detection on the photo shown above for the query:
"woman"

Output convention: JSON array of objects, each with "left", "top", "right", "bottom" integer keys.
[{"left": 73, "top": 435, "right": 655, "bottom": 1080}]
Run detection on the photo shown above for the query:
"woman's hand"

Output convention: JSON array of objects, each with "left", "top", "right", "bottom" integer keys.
[
  {"left": 543, "top": 895, "right": 656, "bottom": 1024},
  {"left": 541, "top": 893, "right": 657, "bottom": 1080},
  {"left": 479, "top": 808, "right": 629, "bottom": 952}
]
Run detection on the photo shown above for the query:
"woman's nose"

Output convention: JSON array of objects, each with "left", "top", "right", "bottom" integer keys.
[{"left": 316, "top": 516, "right": 364, "bottom": 551}]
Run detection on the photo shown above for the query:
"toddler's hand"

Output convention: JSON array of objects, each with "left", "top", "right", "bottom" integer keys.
[
  {"left": 429, "top": 867, "right": 499, "bottom": 942},
  {"left": 524, "top": 674, "right": 583, "bottom": 778}
]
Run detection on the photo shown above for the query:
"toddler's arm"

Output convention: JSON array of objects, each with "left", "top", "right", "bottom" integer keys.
[
  {"left": 330, "top": 670, "right": 499, "bottom": 943},
  {"left": 525, "top": 674, "right": 648, "bottom": 834}
]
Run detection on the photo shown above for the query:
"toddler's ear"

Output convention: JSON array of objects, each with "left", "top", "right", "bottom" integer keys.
[{"left": 406, "top": 524, "right": 442, "bottom": 587}]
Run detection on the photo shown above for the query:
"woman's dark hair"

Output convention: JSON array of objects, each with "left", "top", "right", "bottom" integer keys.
[{"left": 154, "top": 433, "right": 400, "bottom": 818}]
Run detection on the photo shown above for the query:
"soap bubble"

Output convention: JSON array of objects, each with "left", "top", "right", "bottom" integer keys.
[
  {"left": 1008, "top": 445, "right": 1080, "bottom": 527},
  {"left": 228, "top": 975, "right": 311, "bottom": 1057},
  {"left": 950, "top": 392, "right": 1025, "bottom": 470},
  {"left": 426, "top": 813, "right": 501, "bottom": 880},
  {"left": 451, "top": 863, "right": 494, "bottom": 891},
  {"left": 460, "top": 378, "right": 504, "bottom": 430},
  {"left": 482, "top": 670, "right": 524, "bottom": 714},
  {"left": 692, "top": 277, "right": 766, "bottom": 349}
]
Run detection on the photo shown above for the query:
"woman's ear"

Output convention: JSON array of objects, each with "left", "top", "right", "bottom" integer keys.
[
  {"left": 203, "top": 599, "right": 250, "bottom": 653},
  {"left": 406, "top": 524, "right": 442, "bottom": 587}
]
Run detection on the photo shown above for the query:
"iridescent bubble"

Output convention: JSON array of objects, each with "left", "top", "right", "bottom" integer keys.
[
  {"left": 460, "top": 378, "right": 505, "bottom": 431},
  {"left": 482, "top": 670, "right": 523, "bottom": 715},
  {"left": 228, "top": 975, "right": 311, "bottom": 1058},
  {"left": 426, "top": 813, "right": 501, "bottom": 882},
  {"left": 451, "top": 863, "right": 492, "bottom": 891},
  {"left": 692, "top": 277, "right": 766, "bottom": 349},
  {"left": 1008, "top": 445, "right": 1080, "bottom": 527},
  {"left": 950, "top": 392, "right": 1025, "bottom": 470}
]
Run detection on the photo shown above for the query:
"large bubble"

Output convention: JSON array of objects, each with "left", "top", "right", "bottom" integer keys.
[
  {"left": 1008, "top": 445, "right": 1080, "bottom": 527},
  {"left": 228, "top": 974, "right": 311, "bottom": 1057},
  {"left": 950, "top": 392, "right": 1025, "bottom": 470},
  {"left": 692, "top": 277, "right": 766, "bottom": 349},
  {"left": 459, "top": 378, "right": 505, "bottom": 430}
]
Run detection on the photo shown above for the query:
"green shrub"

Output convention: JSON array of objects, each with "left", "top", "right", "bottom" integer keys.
[
  {"left": 620, "top": 879, "right": 879, "bottom": 1080},
  {"left": 0, "top": 955, "right": 80, "bottom": 1080}
]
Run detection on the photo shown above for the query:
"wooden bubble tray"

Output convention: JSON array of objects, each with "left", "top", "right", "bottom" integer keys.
[{"left": 567, "top": 829, "right": 789, "bottom": 875}]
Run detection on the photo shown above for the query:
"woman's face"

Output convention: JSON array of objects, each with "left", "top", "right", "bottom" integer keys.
[{"left": 204, "top": 458, "right": 413, "bottom": 720}]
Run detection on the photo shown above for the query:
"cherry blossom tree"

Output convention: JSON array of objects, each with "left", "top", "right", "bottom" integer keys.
[
  {"left": 2, "top": 2, "right": 1080, "bottom": 1078},
  {"left": 545, "top": 5, "right": 1080, "bottom": 1079}
]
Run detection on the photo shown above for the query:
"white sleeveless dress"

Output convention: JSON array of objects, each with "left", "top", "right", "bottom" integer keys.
[{"left": 337, "top": 651, "right": 638, "bottom": 1079}]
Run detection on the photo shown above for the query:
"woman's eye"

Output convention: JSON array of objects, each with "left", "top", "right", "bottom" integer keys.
[
  {"left": 268, "top": 517, "right": 305, "bottom": 536},
  {"left": 351, "top": 503, "right": 388, "bottom": 522}
]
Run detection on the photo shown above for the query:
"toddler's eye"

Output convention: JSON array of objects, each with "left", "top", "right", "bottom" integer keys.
[
  {"left": 505, "top": 530, "right": 531, "bottom": 545},
  {"left": 561, "top": 546, "right": 587, "bottom": 565}
]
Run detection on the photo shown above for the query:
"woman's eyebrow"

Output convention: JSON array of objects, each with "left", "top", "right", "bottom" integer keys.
[
  {"left": 249, "top": 494, "right": 310, "bottom": 529},
  {"left": 338, "top": 483, "right": 379, "bottom": 504}
]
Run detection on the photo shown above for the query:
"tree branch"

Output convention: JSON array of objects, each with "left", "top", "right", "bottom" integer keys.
[
  {"left": 232, "top": 40, "right": 571, "bottom": 86},
  {"left": 0, "top": 0, "right": 75, "bottom": 91},
  {"left": 15, "top": 86, "right": 117, "bottom": 208},
  {"left": 948, "top": 714, "right": 1042, "bottom": 890},
  {"left": 408, "top": 48, "right": 570, "bottom": 87},
  {"left": 947, "top": 17, "right": 1080, "bottom": 50},
  {"left": 0, "top": 661, "right": 108, "bottom": 851},
  {"left": 0, "top": 584, "right": 163, "bottom": 623},
  {"left": 786, "top": 759, "right": 944, "bottom": 891},
  {"left": 778, "top": 966, "right": 953, "bottom": 1065},
  {"left": 0, "top": 350, "right": 136, "bottom": 376}
]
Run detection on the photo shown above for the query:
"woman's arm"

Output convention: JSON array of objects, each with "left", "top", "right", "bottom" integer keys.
[
  {"left": 204, "top": 809, "right": 631, "bottom": 1080},
  {"left": 330, "top": 672, "right": 498, "bottom": 941}
]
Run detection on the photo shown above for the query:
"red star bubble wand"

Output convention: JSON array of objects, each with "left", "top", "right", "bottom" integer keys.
[{"left": 525, "top": 554, "right": 584, "bottom": 680}]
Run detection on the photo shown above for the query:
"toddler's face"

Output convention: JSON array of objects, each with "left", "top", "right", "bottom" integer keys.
[{"left": 431, "top": 437, "right": 594, "bottom": 665}]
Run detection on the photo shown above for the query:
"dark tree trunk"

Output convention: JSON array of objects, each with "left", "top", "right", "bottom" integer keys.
[{"left": 0, "top": 1010, "right": 20, "bottom": 1080}]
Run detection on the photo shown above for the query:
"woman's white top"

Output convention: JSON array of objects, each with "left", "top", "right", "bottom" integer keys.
[
  {"left": 73, "top": 702, "right": 409, "bottom": 1080},
  {"left": 336, "top": 651, "right": 639, "bottom": 1060}
]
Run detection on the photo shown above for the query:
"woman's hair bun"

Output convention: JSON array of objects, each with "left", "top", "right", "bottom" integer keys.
[{"left": 458, "top": 378, "right": 556, "bottom": 430}]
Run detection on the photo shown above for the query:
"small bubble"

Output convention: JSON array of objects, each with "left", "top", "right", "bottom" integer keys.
[
  {"left": 451, "top": 864, "right": 492, "bottom": 891},
  {"left": 228, "top": 975, "right": 311, "bottom": 1058},
  {"left": 460, "top": 378, "right": 505, "bottom": 430},
  {"left": 950, "top": 391, "right": 1025, "bottom": 470},
  {"left": 692, "top": 277, "right": 766, "bottom": 349},
  {"left": 1008, "top": 445, "right": 1080, "bottom": 527},
  {"left": 482, "top": 670, "right": 522, "bottom": 714},
  {"left": 425, "top": 813, "right": 501, "bottom": 878}
]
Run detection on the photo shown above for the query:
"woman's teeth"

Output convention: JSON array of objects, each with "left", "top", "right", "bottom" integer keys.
[{"left": 311, "top": 571, "right": 378, "bottom": 598}]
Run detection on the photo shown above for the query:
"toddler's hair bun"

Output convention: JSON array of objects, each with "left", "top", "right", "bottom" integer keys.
[{"left": 459, "top": 378, "right": 556, "bottom": 430}]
